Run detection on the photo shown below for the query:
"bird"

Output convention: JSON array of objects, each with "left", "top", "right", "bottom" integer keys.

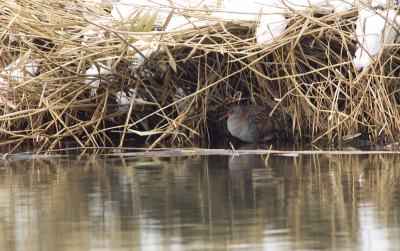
[{"left": 218, "top": 104, "right": 288, "bottom": 143}]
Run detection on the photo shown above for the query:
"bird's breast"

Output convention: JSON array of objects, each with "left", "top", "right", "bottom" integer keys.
[{"left": 227, "top": 117, "right": 255, "bottom": 142}]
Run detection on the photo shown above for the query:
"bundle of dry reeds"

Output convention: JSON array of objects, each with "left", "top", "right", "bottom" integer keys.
[{"left": 0, "top": 0, "right": 399, "bottom": 151}]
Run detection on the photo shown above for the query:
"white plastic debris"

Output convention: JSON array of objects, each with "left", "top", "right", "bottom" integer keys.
[
  {"left": 353, "top": 8, "right": 400, "bottom": 70},
  {"left": 84, "top": 62, "right": 111, "bottom": 96}
]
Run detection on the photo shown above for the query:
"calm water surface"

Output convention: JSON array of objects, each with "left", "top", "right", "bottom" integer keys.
[{"left": 0, "top": 152, "right": 400, "bottom": 250}]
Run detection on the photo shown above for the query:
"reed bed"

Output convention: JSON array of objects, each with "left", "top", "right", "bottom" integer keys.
[{"left": 0, "top": 0, "right": 400, "bottom": 151}]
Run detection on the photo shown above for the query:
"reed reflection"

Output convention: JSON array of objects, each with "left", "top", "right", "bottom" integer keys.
[{"left": 0, "top": 153, "right": 399, "bottom": 250}]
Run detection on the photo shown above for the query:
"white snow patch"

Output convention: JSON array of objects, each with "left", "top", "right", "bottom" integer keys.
[
  {"left": 116, "top": 88, "right": 147, "bottom": 111},
  {"left": 0, "top": 58, "right": 39, "bottom": 90},
  {"left": 84, "top": 62, "right": 112, "bottom": 96},
  {"left": 353, "top": 8, "right": 400, "bottom": 70},
  {"left": 256, "top": 6, "right": 287, "bottom": 47}
]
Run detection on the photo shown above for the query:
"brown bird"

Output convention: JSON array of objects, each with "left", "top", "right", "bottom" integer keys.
[{"left": 218, "top": 104, "right": 287, "bottom": 143}]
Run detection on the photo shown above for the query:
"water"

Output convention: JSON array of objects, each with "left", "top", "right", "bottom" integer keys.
[{"left": 0, "top": 153, "right": 400, "bottom": 250}]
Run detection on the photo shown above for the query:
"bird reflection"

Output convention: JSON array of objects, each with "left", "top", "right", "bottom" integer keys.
[
  {"left": 225, "top": 144, "right": 281, "bottom": 209},
  {"left": 228, "top": 143, "right": 282, "bottom": 171},
  {"left": 228, "top": 144, "right": 266, "bottom": 172}
]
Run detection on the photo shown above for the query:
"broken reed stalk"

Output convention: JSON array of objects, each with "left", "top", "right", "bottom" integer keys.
[{"left": 0, "top": 1, "right": 399, "bottom": 152}]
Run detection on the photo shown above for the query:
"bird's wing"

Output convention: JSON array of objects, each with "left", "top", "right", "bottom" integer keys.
[
  {"left": 247, "top": 116, "right": 261, "bottom": 142},
  {"left": 246, "top": 106, "right": 286, "bottom": 140}
]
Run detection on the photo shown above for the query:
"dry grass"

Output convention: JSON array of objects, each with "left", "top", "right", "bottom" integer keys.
[{"left": 0, "top": 0, "right": 400, "bottom": 151}]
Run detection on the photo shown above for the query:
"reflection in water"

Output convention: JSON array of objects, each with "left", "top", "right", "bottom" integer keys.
[{"left": 0, "top": 154, "right": 399, "bottom": 250}]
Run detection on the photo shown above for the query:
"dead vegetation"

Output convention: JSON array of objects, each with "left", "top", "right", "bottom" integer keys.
[{"left": 0, "top": 0, "right": 400, "bottom": 151}]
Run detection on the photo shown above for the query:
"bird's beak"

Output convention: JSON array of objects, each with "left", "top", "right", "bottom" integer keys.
[{"left": 218, "top": 113, "right": 230, "bottom": 121}]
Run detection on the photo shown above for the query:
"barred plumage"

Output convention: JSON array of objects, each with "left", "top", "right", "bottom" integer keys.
[{"left": 219, "top": 104, "right": 288, "bottom": 143}]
